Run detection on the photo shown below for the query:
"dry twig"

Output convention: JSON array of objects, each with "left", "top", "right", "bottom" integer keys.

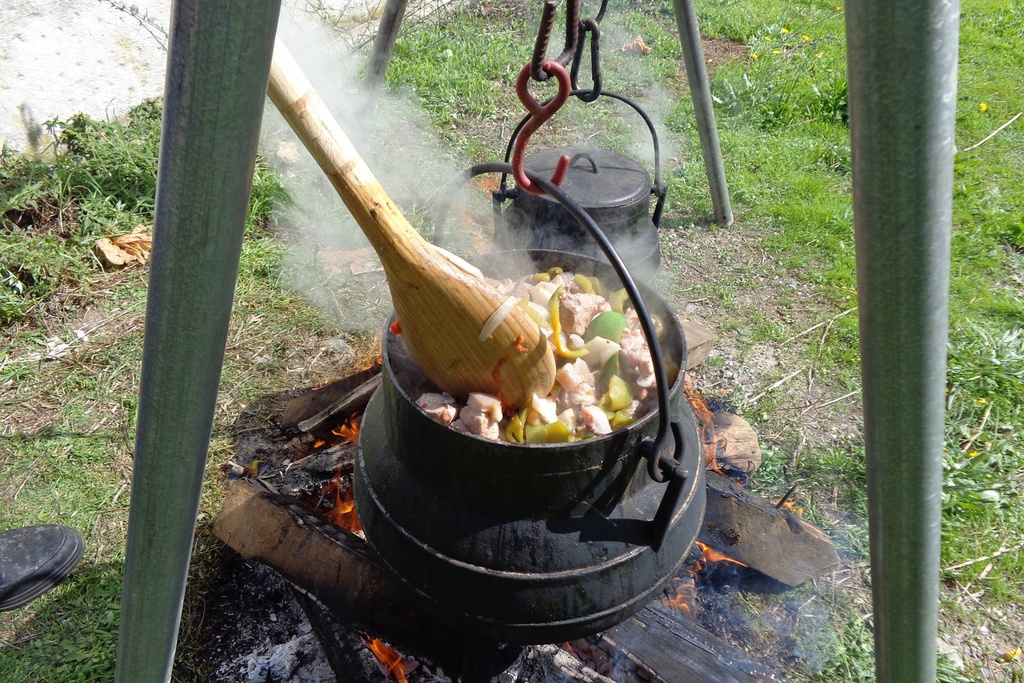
[
  {"left": 783, "top": 307, "right": 856, "bottom": 345},
  {"left": 960, "top": 112, "right": 1022, "bottom": 153},
  {"left": 944, "top": 541, "right": 1024, "bottom": 572},
  {"left": 800, "top": 389, "right": 861, "bottom": 415},
  {"left": 748, "top": 368, "right": 805, "bottom": 404}
]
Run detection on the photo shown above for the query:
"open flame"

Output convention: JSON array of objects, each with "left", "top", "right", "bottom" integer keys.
[
  {"left": 325, "top": 471, "right": 362, "bottom": 534},
  {"left": 365, "top": 638, "right": 408, "bottom": 683},
  {"left": 683, "top": 373, "right": 727, "bottom": 476},
  {"left": 694, "top": 541, "right": 748, "bottom": 571},
  {"left": 331, "top": 416, "right": 361, "bottom": 443},
  {"left": 660, "top": 580, "right": 697, "bottom": 617},
  {"left": 778, "top": 499, "right": 804, "bottom": 515}
]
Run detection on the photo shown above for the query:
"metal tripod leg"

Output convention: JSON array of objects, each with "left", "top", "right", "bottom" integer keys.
[
  {"left": 361, "top": 0, "right": 411, "bottom": 108},
  {"left": 671, "top": 0, "right": 733, "bottom": 227},
  {"left": 114, "top": 0, "right": 282, "bottom": 680}
]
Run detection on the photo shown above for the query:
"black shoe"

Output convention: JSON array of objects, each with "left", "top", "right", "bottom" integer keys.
[{"left": 0, "top": 525, "right": 84, "bottom": 611}]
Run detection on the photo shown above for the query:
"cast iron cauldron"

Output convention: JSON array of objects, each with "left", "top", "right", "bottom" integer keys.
[{"left": 354, "top": 250, "right": 705, "bottom": 644}]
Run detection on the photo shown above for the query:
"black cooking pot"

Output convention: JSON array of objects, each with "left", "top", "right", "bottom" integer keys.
[
  {"left": 354, "top": 245, "right": 705, "bottom": 643},
  {"left": 499, "top": 147, "right": 662, "bottom": 280}
]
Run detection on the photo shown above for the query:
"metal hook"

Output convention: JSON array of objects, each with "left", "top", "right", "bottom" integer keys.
[
  {"left": 512, "top": 59, "right": 571, "bottom": 196},
  {"left": 530, "top": 0, "right": 580, "bottom": 82}
]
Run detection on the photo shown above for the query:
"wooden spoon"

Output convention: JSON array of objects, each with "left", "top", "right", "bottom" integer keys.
[{"left": 267, "top": 40, "right": 555, "bottom": 409}]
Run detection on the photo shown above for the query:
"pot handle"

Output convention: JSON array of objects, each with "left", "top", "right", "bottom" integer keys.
[{"left": 433, "top": 162, "right": 689, "bottom": 551}]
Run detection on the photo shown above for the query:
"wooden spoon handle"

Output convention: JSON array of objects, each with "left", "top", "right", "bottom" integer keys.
[
  {"left": 267, "top": 39, "right": 426, "bottom": 260},
  {"left": 265, "top": 40, "right": 556, "bottom": 408}
]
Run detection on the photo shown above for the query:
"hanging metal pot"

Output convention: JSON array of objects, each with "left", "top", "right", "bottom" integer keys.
[
  {"left": 499, "top": 147, "right": 663, "bottom": 280},
  {"left": 355, "top": 169, "right": 703, "bottom": 644}
]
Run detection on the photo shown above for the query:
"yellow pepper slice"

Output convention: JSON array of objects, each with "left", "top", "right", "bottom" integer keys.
[
  {"left": 573, "top": 273, "right": 596, "bottom": 294},
  {"left": 547, "top": 285, "right": 589, "bottom": 359}
]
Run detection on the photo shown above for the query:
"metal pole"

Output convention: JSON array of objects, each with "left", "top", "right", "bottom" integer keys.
[
  {"left": 115, "top": 1, "right": 282, "bottom": 680},
  {"left": 360, "top": 0, "right": 410, "bottom": 107},
  {"left": 845, "top": 0, "right": 958, "bottom": 680},
  {"left": 670, "top": 0, "right": 733, "bottom": 227}
]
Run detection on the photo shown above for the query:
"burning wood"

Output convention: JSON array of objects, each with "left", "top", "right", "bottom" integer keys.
[
  {"left": 683, "top": 373, "right": 763, "bottom": 476},
  {"left": 365, "top": 638, "right": 409, "bottom": 683},
  {"left": 684, "top": 374, "right": 727, "bottom": 475},
  {"left": 699, "top": 472, "right": 840, "bottom": 587},
  {"left": 323, "top": 472, "right": 362, "bottom": 534}
]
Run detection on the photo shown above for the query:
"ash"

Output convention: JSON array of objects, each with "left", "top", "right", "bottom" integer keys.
[{"left": 201, "top": 555, "right": 335, "bottom": 683}]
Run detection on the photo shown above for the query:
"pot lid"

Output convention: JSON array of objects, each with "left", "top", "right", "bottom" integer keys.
[{"left": 523, "top": 147, "right": 651, "bottom": 210}]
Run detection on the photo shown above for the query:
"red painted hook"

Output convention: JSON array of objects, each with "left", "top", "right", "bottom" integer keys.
[{"left": 512, "top": 59, "right": 571, "bottom": 196}]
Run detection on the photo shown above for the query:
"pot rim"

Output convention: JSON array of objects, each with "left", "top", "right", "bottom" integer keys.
[{"left": 381, "top": 250, "right": 685, "bottom": 453}]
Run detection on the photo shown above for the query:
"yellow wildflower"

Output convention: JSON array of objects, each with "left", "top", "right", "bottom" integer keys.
[
  {"left": 802, "top": 34, "right": 812, "bottom": 41},
  {"left": 977, "top": 397, "right": 987, "bottom": 405},
  {"left": 751, "top": 53, "right": 759, "bottom": 60},
  {"left": 815, "top": 52, "right": 823, "bottom": 58},
  {"left": 1000, "top": 648, "right": 1022, "bottom": 663},
  {"left": 979, "top": 102, "right": 989, "bottom": 112},
  {"left": 765, "top": 34, "right": 773, "bottom": 41},
  {"left": 773, "top": 49, "right": 781, "bottom": 55},
  {"left": 781, "top": 27, "right": 790, "bottom": 34},
  {"left": 967, "top": 451, "right": 980, "bottom": 458}
]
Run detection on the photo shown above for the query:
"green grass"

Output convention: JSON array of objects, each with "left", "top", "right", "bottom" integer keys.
[{"left": 2, "top": 0, "right": 1024, "bottom": 680}]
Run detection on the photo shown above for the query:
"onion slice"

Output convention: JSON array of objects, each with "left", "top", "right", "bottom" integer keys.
[{"left": 479, "top": 296, "right": 519, "bottom": 341}]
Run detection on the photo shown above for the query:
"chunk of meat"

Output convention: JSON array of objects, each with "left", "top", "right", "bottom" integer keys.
[
  {"left": 624, "top": 307, "right": 642, "bottom": 331},
  {"left": 467, "top": 392, "right": 503, "bottom": 420},
  {"left": 458, "top": 392, "right": 503, "bottom": 440},
  {"left": 619, "top": 329, "right": 656, "bottom": 389},
  {"left": 579, "top": 405, "right": 612, "bottom": 436},
  {"left": 528, "top": 393, "right": 559, "bottom": 424},
  {"left": 555, "top": 358, "right": 597, "bottom": 414},
  {"left": 416, "top": 392, "right": 458, "bottom": 424},
  {"left": 558, "top": 292, "right": 611, "bottom": 336},
  {"left": 555, "top": 358, "right": 594, "bottom": 392}
]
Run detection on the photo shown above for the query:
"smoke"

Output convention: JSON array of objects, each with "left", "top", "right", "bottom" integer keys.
[
  {"left": 263, "top": 4, "right": 686, "bottom": 332},
  {"left": 265, "top": 7, "right": 474, "bottom": 331}
]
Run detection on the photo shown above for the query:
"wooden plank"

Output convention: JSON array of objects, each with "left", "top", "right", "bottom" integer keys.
[
  {"left": 712, "top": 412, "right": 762, "bottom": 474},
  {"left": 678, "top": 318, "right": 717, "bottom": 370},
  {"left": 296, "top": 374, "right": 382, "bottom": 438},
  {"left": 572, "top": 601, "right": 784, "bottom": 683},
  {"left": 280, "top": 365, "right": 381, "bottom": 431},
  {"left": 700, "top": 472, "right": 841, "bottom": 586}
]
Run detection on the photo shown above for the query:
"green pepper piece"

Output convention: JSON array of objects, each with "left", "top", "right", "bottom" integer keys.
[
  {"left": 524, "top": 423, "right": 548, "bottom": 444},
  {"left": 601, "top": 374, "right": 634, "bottom": 412},
  {"left": 597, "top": 352, "right": 621, "bottom": 394},
  {"left": 608, "top": 288, "right": 629, "bottom": 313},
  {"left": 583, "top": 310, "right": 628, "bottom": 343},
  {"left": 545, "top": 420, "right": 573, "bottom": 443},
  {"left": 547, "top": 285, "right": 589, "bottom": 359},
  {"left": 506, "top": 408, "right": 527, "bottom": 443},
  {"left": 609, "top": 409, "right": 636, "bottom": 430}
]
